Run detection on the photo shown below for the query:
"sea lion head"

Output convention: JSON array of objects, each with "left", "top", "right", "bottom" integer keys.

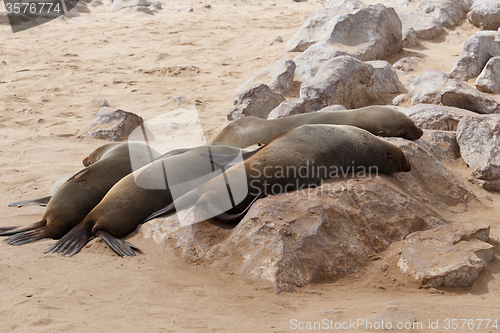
[
  {"left": 362, "top": 107, "right": 424, "bottom": 140},
  {"left": 385, "top": 146, "right": 411, "bottom": 173}
]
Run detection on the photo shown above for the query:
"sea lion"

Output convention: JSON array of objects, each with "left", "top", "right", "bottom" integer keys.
[
  {"left": 146, "top": 124, "right": 412, "bottom": 224},
  {"left": 212, "top": 106, "right": 423, "bottom": 148},
  {"left": 44, "top": 145, "right": 261, "bottom": 257},
  {"left": 1, "top": 142, "right": 160, "bottom": 245}
]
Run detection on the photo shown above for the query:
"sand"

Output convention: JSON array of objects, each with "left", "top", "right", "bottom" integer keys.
[{"left": 0, "top": 0, "right": 499, "bottom": 332}]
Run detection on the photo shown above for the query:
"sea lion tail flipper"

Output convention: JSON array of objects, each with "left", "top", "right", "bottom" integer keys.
[
  {"left": 214, "top": 192, "right": 264, "bottom": 223},
  {"left": 0, "top": 220, "right": 46, "bottom": 237},
  {"left": 44, "top": 220, "right": 94, "bottom": 256},
  {"left": 141, "top": 202, "right": 176, "bottom": 223},
  {"left": 153, "top": 148, "right": 190, "bottom": 161},
  {"left": 8, "top": 196, "right": 52, "bottom": 207},
  {"left": 4, "top": 223, "right": 61, "bottom": 246},
  {"left": 95, "top": 231, "right": 140, "bottom": 257}
]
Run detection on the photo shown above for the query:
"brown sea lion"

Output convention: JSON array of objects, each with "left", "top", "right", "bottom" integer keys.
[
  {"left": 212, "top": 106, "right": 423, "bottom": 147},
  {"left": 1, "top": 142, "right": 160, "bottom": 245},
  {"left": 146, "top": 124, "right": 412, "bottom": 224},
  {"left": 44, "top": 145, "right": 261, "bottom": 257}
]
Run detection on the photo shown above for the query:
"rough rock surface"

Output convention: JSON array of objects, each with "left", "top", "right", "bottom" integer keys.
[
  {"left": 299, "top": 56, "right": 403, "bottom": 110},
  {"left": 227, "top": 83, "right": 285, "bottom": 120},
  {"left": 399, "top": 12, "right": 445, "bottom": 39},
  {"left": 393, "top": 57, "right": 425, "bottom": 73},
  {"left": 402, "top": 104, "right": 479, "bottom": 131},
  {"left": 86, "top": 107, "right": 143, "bottom": 141},
  {"left": 398, "top": 223, "right": 494, "bottom": 287},
  {"left": 236, "top": 59, "right": 296, "bottom": 96},
  {"left": 367, "top": 60, "right": 405, "bottom": 95},
  {"left": 370, "top": 307, "right": 417, "bottom": 328},
  {"left": 423, "top": 0, "right": 472, "bottom": 28},
  {"left": 293, "top": 4, "right": 402, "bottom": 81},
  {"left": 457, "top": 114, "right": 500, "bottom": 180},
  {"left": 468, "top": 177, "right": 500, "bottom": 193},
  {"left": 285, "top": 1, "right": 364, "bottom": 52},
  {"left": 440, "top": 79, "right": 500, "bottom": 114},
  {"left": 450, "top": 31, "right": 500, "bottom": 81},
  {"left": 141, "top": 140, "right": 477, "bottom": 292},
  {"left": 468, "top": 0, "right": 500, "bottom": 30},
  {"left": 476, "top": 56, "right": 500, "bottom": 94},
  {"left": 407, "top": 70, "right": 451, "bottom": 105},
  {"left": 402, "top": 28, "right": 421, "bottom": 48},
  {"left": 417, "top": 130, "right": 461, "bottom": 163},
  {"left": 267, "top": 100, "right": 346, "bottom": 119}
]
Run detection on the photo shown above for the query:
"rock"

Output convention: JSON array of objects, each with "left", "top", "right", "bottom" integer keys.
[
  {"left": 440, "top": 79, "right": 500, "bottom": 114},
  {"left": 299, "top": 56, "right": 375, "bottom": 110},
  {"left": 387, "top": 138, "right": 477, "bottom": 211},
  {"left": 113, "top": 0, "right": 140, "bottom": 10},
  {"left": 403, "top": 104, "right": 479, "bottom": 131},
  {"left": 76, "top": 2, "right": 91, "bottom": 13},
  {"left": 267, "top": 99, "right": 315, "bottom": 119},
  {"left": 86, "top": 107, "right": 144, "bottom": 141},
  {"left": 64, "top": 6, "right": 81, "bottom": 18},
  {"left": 398, "top": 223, "right": 494, "bottom": 287},
  {"left": 293, "top": 4, "right": 402, "bottom": 81},
  {"left": 393, "top": 57, "right": 425, "bottom": 73},
  {"left": 407, "top": 70, "right": 451, "bottom": 105},
  {"left": 91, "top": 0, "right": 103, "bottom": 6},
  {"left": 468, "top": 177, "right": 500, "bottom": 193},
  {"left": 402, "top": 28, "right": 421, "bottom": 48},
  {"left": 457, "top": 114, "right": 500, "bottom": 180},
  {"left": 450, "top": 31, "right": 500, "bottom": 81},
  {"left": 141, "top": 139, "right": 477, "bottom": 292},
  {"left": 236, "top": 59, "right": 296, "bottom": 96},
  {"left": 171, "top": 96, "right": 185, "bottom": 103},
  {"left": 317, "top": 104, "right": 348, "bottom": 112},
  {"left": 411, "top": 0, "right": 471, "bottom": 29},
  {"left": 269, "top": 35, "right": 283, "bottom": 46},
  {"left": 399, "top": 12, "right": 445, "bottom": 39},
  {"left": 227, "top": 83, "right": 285, "bottom": 120},
  {"left": 367, "top": 60, "right": 405, "bottom": 95},
  {"left": 137, "top": 6, "right": 154, "bottom": 14},
  {"left": 476, "top": 56, "right": 500, "bottom": 94},
  {"left": 392, "top": 94, "right": 408, "bottom": 106},
  {"left": 293, "top": 45, "right": 347, "bottom": 82},
  {"left": 468, "top": 0, "right": 500, "bottom": 30},
  {"left": 417, "top": 130, "right": 461, "bottom": 163},
  {"left": 285, "top": 1, "right": 364, "bottom": 52},
  {"left": 185, "top": 6, "right": 193, "bottom": 12}
]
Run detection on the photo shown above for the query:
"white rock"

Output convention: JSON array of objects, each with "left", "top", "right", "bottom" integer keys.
[{"left": 476, "top": 56, "right": 500, "bottom": 94}]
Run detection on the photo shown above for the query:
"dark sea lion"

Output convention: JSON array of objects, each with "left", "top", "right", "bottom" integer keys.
[
  {"left": 212, "top": 106, "right": 423, "bottom": 147},
  {"left": 1, "top": 142, "right": 160, "bottom": 245},
  {"left": 44, "top": 145, "right": 261, "bottom": 257},
  {"left": 147, "top": 124, "right": 412, "bottom": 224}
]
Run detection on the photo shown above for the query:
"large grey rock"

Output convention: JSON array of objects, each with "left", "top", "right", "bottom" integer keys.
[
  {"left": 285, "top": 1, "right": 365, "bottom": 53},
  {"left": 468, "top": 0, "right": 500, "bottom": 30},
  {"left": 299, "top": 56, "right": 374, "bottom": 110},
  {"left": 407, "top": 70, "right": 451, "bottom": 105},
  {"left": 142, "top": 138, "right": 477, "bottom": 292},
  {"left": 402, "top": 104, "right": 479, "bottom": 131},
  {"left": 227, "top": 83, "right": 285, "bottom": 120},
  {"left": 441, "top": 79, "right": 500, "bottom": 114},
  {"left": 86, "top": 107, "right": 143, "bottom": 141},
  {"left": 236, "top": 60, "right": 296, "bottom": 96},
  {"left": 418, "top": 130, "right": 461, "bottom": 163},
  {"left": 393, "top": 57, "right": 425, "bottom": 73},
  {"left": 293, "top": 44, "right": 347, "bottom": 82},
  {"left": 425, "top": 0, "right": 472, "bottom": 28},
  {"left": 293, "top": 4, "right": 402, "bottom": 81},
  {"left": 476, "top": 56, "right": 500, "bottom": 94},
  {"left": 450, "top": 31, "right": 500, "bottom": 81},
  {"left": 267, "top": 99, "right": 316, "bottom": 119},
  {"left": 398, "top": 223, "right": 494, "bottom": 287},
  {"left": 402, "top": 28, "right": 421, "bottom": 48},
  {"left": 299, "top": 56, "right": 404, "bottom": 110},
  {"left": 399, "top": 12, "right": 445, "bottom": 39},
  {"left": 457, "top": 114, "right": 500, "bottom": 180},
  {"left": 367, "top": 60, "right": 405, "bottom": 95}
]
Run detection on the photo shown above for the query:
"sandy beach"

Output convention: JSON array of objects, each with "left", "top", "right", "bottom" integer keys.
[{"left": 1, "top": 0, "right": 499, "bottom": 331}]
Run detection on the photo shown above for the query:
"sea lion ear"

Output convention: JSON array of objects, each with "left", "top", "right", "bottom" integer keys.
[{"left": 378, "top": 130, "right": 386, "bottom": 135}]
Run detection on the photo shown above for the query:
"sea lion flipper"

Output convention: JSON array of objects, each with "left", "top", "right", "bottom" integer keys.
[
  {"left": 45, "top": 220, "right": 94, "bottom": 256},
  {"left": 8, "top": 196, "right": 52, "bottom": 207},
  {"left": 214, "top": 192, "right": 264, "bottom": 223},
  {"left": 95, "top": 231, "right": 139, "bottom": 257},
  {"left": 141, "top": 202, "right": 176, "bottom": 224},
  {"left": 0, "top": 220, "right": 46, "bottom": 237},
  {"left": 200, "top": 146, "right": 264, "bottom": 166},
  {"left": 153, "top": 148, "right": 191, "bottom": 161}
]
